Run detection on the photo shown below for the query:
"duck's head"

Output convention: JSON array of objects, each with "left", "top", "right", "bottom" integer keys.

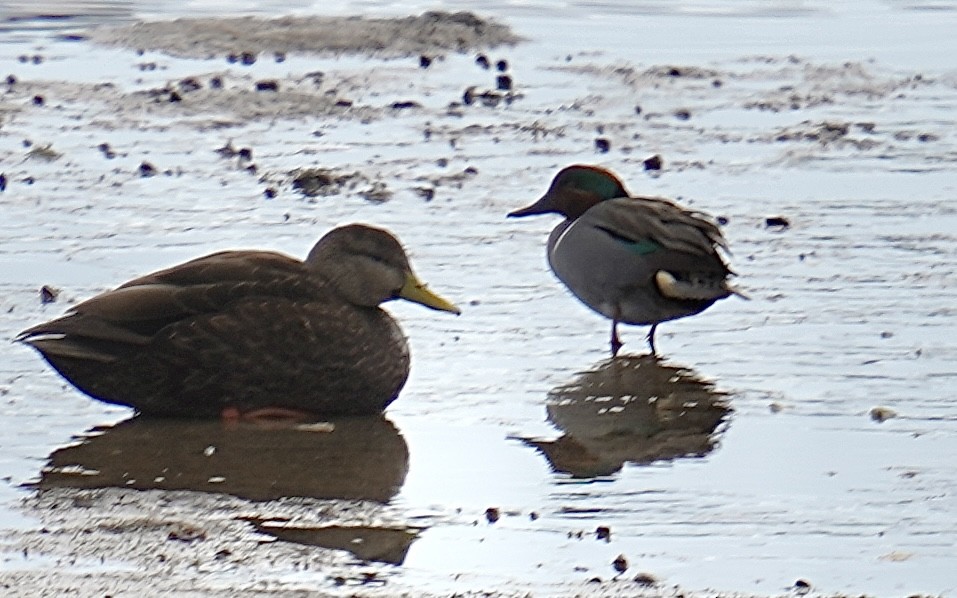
[
  {"left": 306, "top": 224, "right": 460, "bottom": 314},
  {"left": 508, "top": 164, "right": 628, "bottom": 220}
]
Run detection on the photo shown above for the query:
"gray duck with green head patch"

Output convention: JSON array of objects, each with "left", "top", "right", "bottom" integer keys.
[{"left": 509, "top": 164, "right": 745, "bottom": 356}]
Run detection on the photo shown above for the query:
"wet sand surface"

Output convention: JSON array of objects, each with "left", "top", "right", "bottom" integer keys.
[{"left": 1, "top": 1, "right": 956, "bottom": 596}]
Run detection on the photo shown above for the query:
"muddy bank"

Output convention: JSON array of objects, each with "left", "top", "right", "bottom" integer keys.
[{"left": 88, "top": 11, "right": 522, "bottom": 59}]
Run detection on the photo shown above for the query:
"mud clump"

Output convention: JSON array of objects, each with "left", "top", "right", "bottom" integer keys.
[
  {"left": 88, "top": 12, "right": 522, "bottom": 59},
  {"left": 291, "top": 168, "right": 360, "bottom": 197}
]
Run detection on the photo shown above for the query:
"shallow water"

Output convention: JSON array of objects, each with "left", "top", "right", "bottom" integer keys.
[{"left": 1, "top": 1, "right": 956, "bottom": 595}]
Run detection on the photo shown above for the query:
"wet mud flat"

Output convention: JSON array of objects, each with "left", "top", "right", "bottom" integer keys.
[{"left": 2, "top": 3, "right": 957, "bottom": 597}]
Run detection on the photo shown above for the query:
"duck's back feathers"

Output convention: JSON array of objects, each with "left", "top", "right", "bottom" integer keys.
[{"left": 585, "top": 197, "right": 729, "bottom": 261}]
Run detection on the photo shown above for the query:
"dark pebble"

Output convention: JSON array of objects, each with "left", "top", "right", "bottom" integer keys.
[
  {"left": 436, "top": 158, "right": 448, "bottom": 167},
  {"left": 717, "top": 215, "right": 729, "bottom": 226},
  {"left": 712, "top": 78, "right": 723, "bottom": 87},
  {"left": 39, "top": 285, "right": 59, "bottom": 304},
  {"left": 255, "top": 80, "right": 279, "bottom": 92},
  {"left": 496, "top": 74, "right": 512, "bottom": 91},
  {"left": 32, "top": 95, "right": 44, "bottom": 106},
  {"left": 634, "top": 105, "right": 642, "bottom": 115},
  {"left": 209, "top": 76, "right": 223, "bottom": 89},
  {"left": 274, "top": 52, "right": 286, "bottom": 63},
  {"left": 178, "top": 77, "right": 202, "bottom": 92},
  {"left": 464, "top": 166, "right": 478, "bottom": 175},
  {"left": 633, "top": 572, "right": 658, "bottom": 587},
  {"left": 138, "top": 162, "right": 157, "bottom": 177},
  {"left": 240, "top": 52, "right": 256, "bottom": 65},
  {"left": 766, "top": 216, "right": 790, "bottom": 228},
  {"left": 226, "top": 53, "right": 238, "bottom": 64},
  {"left": 168, "top": 91, "right": 182, "bottom": 103},
  {"left": 462, "top": 87, "right": 476, "bottom": 105},
  {"left": 595, "top": 137, "right": 611, "bottom": 153},
  {"left": 0, "top": 173, "right": 6, "bottom": 191},
  {"left": 595, "top": 526, "right": 611, "bottom": 541},
  {"left": 612, "top": 554, "right": 628, "bottom": 574},
  {"left": 643, "top": 154, "right": 663, "bottom": 171},
  {"left": 419, "top": 55, "right": 432, "bottom": 68},
  {"left": 237, "top": 147, "right": 253, "bottom": 161},
  {"left": 98, "top": 143, "right": 116, "bottom": 159},
  {"left": 496, "top": 59, "right": 508, "bottom": 72},
  {"left": 24, "top": 176, "right": 35, "bottom": 185},
  {"left": 390, "top": 101, "right": 421, "bottom": 110},
  {"left": 18, "top": 55, "right": 28, "bottom": 63},
  {"left": 529, "top": 511, "right": 539, "bottom": 521},
  {"left": 667, "top": 67, "right": 682, "bottom": 77},
  {"left": 415, "top": 187, "right": 435, "bottom": 201},
  {"left": 484, "top": 507, "right": 500, "bottom": 523},
  {"left": 244, "top": 164, "right": 257, "bottom": 174},
  {"left": 32, "top": 55, "right": 43, "bottom": 65},
  {"left": 475, "top": 54, "right": 490, "bottom": 69},
  {"left": 5, "top": 75, "right": 16, "bottom": 86},
  {"left": 674, "top": 109, "right": 691, "bottom": 120},
  {"left": 334, "top": 99, "right": 353, "bottom": 108}
]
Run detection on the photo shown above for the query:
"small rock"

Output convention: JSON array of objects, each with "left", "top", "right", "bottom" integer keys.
[
  {"left": 419, "top": 55, "right": 432, "bottom": 68},
  {"left": 793, "top": 579, "right": 812, "bottom": 594},
  {"left": 240, "top": 51, "right": 256, "bottom": 65},
  {"left": 5, "top": 75, "right": 16, "bottom": 86},
  {"left": 0, "top": 173, "right": 6, "bottom": 191},
  {"left": 496, "top": 59, "right": 509, "bottom": 72},
  {"left": 674, "top": 109, "right": 691, "bottom": 120},
  {"left": 209, "top": 76, "right": 223, "bottom": 89},
  {"left": 634, "top": 105, "right": 642, "bottom": 115},
  {"left": 475, "top": 54, "right": 490, "bottom": 69},
  {"left": 595, "top": 526, "right": 611, "bottom": 541},
  {"left": 255, "top": 80, "right": 279, "bottom": 92},
  {"left": 226, "top": 53, "right": 238, "bottom": 64},
  {"left": 594, "top": 138, "right": 611, "bottom": 153},
  {"left": 869, "top": 406, "right": 897, "bottom": 423},
  {"left": 633, "top": 572, "right": 658, "bottom": 587},
  {"left": 334, "top": 99, "right": 353, "bottom": 108},
  {"left": 712, "top": 79, "right": 723, "bottom": 87},
  {"left": 390, "top": 101, "right": 421, "bottom": 110},
  {"left": 32, "top": 95, "right": 44, "bottom": 106},
  {"left": 612, "top": 554, "right": 628, "bottom": 574},
  {"left": 414, "top": 187, "right": 435, "bottom": 201},
  {"left": 138, "top": 162, "right": 158, "bottom": 177},
  {"left": 178, "top": 77, "right": 202, "bottom": 92},
  {"left": 667, "top": 67, "right": 682, "bottom": 77},
  {"left": 717, "top": 215, "right": 729, "bottom": 225},
  {"left": 39, "top": 285, "right": 59, "bottom": 304},
  {"left": 765, "top": 216, "right": 790, "bottom": 229},
  {"left": 274, "top": 51, "right": 286, "bottom": 63},
  {"left": 484, "top": 507, "right": 500, "bottom": 523},
  {"left": 168, "top": 91, "right": 182, "bottom": 103},
  {"left": 97, "top": 143, "right": 116, "bottom": 159},
  {"left": 529, "top": 511, "right": 539, "bottom": 521},
  {"left": 263, "top": 187, "right": 277, "bottom": 199},
  {"left": 496, "top": 74, "right": 512, "bottom": 91},
  {"left": 642, "top": 154, "right": 663, "bottom": 171}
]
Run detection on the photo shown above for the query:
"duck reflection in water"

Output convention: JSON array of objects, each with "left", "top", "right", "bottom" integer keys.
[
  {"left": 36, "top": 415, "right": 408, "bottom": 503},
  {"left": 521, "top": 356, "right": 731, "bottom": 478}
]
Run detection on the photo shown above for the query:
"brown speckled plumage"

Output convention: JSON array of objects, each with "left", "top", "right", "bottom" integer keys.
[{"left": 17, "top": 224, "right": 459, "bottom": 417}]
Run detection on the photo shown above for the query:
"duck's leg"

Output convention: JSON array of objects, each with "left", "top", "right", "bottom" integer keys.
[
  {"left": 646, "top": 323, "right": 658, "bottom": 356},
  {"left": 610, "top": 320, "right": 623, "bottom": 357}
]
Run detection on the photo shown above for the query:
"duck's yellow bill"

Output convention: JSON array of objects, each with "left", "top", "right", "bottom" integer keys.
[{"left": 400, "top": 273, "right": 461, "bottom": 314}]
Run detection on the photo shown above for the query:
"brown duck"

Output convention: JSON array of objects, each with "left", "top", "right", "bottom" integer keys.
[{"left": 17, "top": 224, "right": 460, "bottom": 419}]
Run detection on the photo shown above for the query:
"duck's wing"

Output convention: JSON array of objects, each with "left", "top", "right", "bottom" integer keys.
[
  {"left": 17, "top": 250, "right": 318, "bottom": 361},
  {"left": 584, "top": 196, "right": 729, "bottom": 261}
]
